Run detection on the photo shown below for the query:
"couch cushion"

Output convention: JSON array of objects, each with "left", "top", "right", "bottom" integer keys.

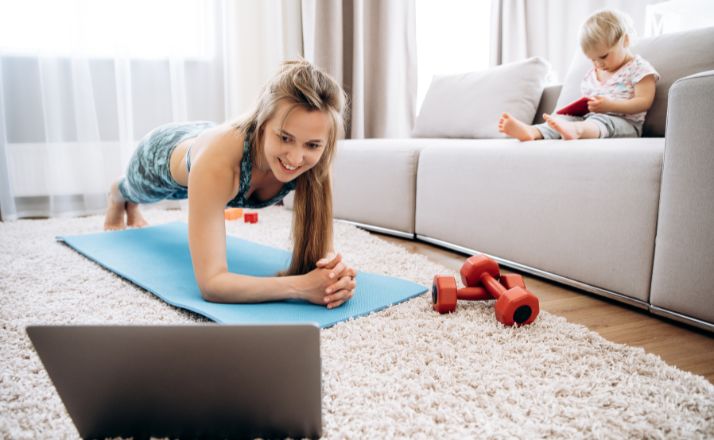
[
  {"left": 556, "top": 26, "right": 714, "bottom": 137},
  {"left": 415, "top": 138, "right": 664, "bottom": 301},
  {"left": 413, "top": 57, "right": 550, "bottom": 139},
  {"left": 285, "top": 139, "right": 434, "bottom": 235}
]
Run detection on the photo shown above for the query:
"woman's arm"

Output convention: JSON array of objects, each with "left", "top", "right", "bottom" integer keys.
[
  {"left": 187, "top": 142, "right": 289, "bottom": 302},
  {"left": 187, "top": 135, "right": 352, "bottom": 304},
  {"left": 588, "top": 74, "right": 657, "bottom": 114}
]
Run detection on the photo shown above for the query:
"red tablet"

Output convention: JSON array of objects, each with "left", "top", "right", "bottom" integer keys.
[{"left": 556, "top": 96, "right": 590, "bottom": 117}]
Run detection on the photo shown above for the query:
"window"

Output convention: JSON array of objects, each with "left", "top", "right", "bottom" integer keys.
[
  {"left": 0, "top": 0, "right": 215, "bottom": 59},
  {"left": 644, "top": 0, "right": 714, "bottom": 36},
  {"left": 415, "top": 0, "right": 491, "bottom": 111}
]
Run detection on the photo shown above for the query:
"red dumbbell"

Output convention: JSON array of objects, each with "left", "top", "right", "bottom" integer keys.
[
  {"left": 499, "top": 274, "right": 527, "bottom": 290},
  {"left": 433, "top": 264, "right": 531, "bottom": 315},
  {"left": 461, "top": 255, "right": 539, "bottom": 326},
  {"left": 432, "top": 275, "right": 491, "bottom": 314}
]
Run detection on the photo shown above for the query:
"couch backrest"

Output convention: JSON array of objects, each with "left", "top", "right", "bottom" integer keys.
[{"left": 555, "top": 26, "right": 714, "bottom": 137}]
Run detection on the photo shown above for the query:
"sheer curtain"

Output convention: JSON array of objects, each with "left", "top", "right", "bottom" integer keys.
[
  {"left": 223, "top": 0, "right": 303, "bottom": 119},
  {"left": 415, "top": 0, "right": 491, "bottom": 112},
  {"left": 0, "top": 0, "right": 302, "bottom": 221}
]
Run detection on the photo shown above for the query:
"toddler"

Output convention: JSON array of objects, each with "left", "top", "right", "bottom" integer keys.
[{"left": 498, "top": 9, "right": 659, "bottom": 141}]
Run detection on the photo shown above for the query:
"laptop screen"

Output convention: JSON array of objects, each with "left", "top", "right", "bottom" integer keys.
[{"left": 27, "top": 324, "right": 321, "bottom": 439}]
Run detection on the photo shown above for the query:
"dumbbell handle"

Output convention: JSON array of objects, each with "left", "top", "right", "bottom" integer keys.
[
  {"left": 457, "top": 286, "right": 491, "bottom": 301},
  {"left": 480, "top": 273, "right": 506, "bottom": 299}
]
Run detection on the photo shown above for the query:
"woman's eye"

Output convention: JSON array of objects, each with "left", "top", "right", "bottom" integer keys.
[{"left": 280, "top": 135, "right": 291, "bottom": 143}]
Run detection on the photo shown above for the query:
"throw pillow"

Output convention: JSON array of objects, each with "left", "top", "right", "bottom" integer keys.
[{"left": 412, "top": 57, "right": 550, "bottom": 139}]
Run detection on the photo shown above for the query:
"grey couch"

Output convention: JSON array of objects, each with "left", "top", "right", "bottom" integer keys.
[{"left": 287, "top": 27, "right": 714, "bottom": 332}]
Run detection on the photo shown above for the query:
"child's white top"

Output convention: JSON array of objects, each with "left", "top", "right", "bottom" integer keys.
[{"left": 581, "top": 54, "right": 659, "bottom": 125}]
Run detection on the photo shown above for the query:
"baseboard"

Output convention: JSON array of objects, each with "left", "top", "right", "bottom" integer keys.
[
  {"left": 335, "top": 219, "right": 415, "bottom": 239},
  {"left": 416, "top": 234, "right": 650, "bottom": 310},
  {"left": 649, "top": 306, "right": 714, "bottom": 333}
]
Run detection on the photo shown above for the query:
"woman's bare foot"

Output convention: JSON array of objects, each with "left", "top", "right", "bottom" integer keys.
[
  {"left": 498, "top": 112, "right": 542, "bottom": 141},
  {"left": 126, "top": 202, "right": 149, "bottom": 228},
  {"left": 543, "top": 113, "right": 579, "bottom": 140},
  {"left": 104, "top": 182, "right": 127, "bottom": 230}
]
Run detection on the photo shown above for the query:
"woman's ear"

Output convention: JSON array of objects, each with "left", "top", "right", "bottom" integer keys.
[{"left": 623, "top": 34, "right": 630, "bottom": 48}]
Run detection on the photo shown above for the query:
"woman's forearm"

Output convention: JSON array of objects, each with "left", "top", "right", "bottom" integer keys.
[{"left": 200, "top": 271, "right": 305, "bottom": 303}]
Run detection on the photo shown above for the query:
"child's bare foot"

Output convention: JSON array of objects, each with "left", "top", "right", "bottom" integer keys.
[
  {"left": 543, "top": 113, "right": 579, "bottom": 140},
  {"left": 126, "top": 202, "right": 149, "bottom": 228},
  {"left": 498, "top": 113, "right": 542, "bottom": 141},
  {"left": 104, "top": 182, "right": 127, "bottom": 230}
]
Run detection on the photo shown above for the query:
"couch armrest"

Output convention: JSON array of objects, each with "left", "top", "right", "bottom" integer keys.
[
  {"left": 650, "top": 70, "right": 714, "bottom": 327},
  {"left": 532, "top": 84, "right": 562, "bottom": 124}
]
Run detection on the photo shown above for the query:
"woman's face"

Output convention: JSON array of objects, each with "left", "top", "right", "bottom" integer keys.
[{"left": 261, "top": 101, "right": 331, "bottom": 183}]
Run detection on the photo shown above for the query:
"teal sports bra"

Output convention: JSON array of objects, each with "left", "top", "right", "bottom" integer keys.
[{"left": 186, "top": 139, "right": 297, "bottom": 209}]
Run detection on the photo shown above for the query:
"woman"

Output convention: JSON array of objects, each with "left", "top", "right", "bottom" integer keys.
[{"left": 104, "top": 60, "right": 356, "bottom": 309}]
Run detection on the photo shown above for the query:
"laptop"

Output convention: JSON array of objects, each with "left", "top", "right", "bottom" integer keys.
[{"left": 26, "top": 324, "right": 322, "bottom": 439}]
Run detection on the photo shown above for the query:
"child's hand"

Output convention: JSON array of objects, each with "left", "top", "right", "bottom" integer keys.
[
  {"left": 316, "top": 252, "right": 357, "bottom": 309},
  {"left": 587, "top": 96, "right": 611, "bottom": 113}
]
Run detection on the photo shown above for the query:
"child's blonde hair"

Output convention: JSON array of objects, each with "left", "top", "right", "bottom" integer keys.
[
  {"left": 233, "top": 59, "right": 348, "bottom": 276},
  {"left": 580, "top": 9, "right": 635, "bottom": 53}
]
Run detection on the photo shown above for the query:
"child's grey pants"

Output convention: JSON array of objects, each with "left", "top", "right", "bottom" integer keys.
[{"left": 535, "top": 113, "right": 642, "bottom": 139}]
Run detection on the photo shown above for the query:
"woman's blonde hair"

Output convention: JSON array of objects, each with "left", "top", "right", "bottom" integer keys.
[
  {"left": 233, "top": 59, "right": 347, "bottom": 276},
  {"left": 580, "top": 9, "right": 635, "bottom": 54}
]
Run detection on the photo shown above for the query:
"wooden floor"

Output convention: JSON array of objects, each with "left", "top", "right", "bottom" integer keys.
[{"left": 374, "top": 232, "right": 714, "bottom": 383}]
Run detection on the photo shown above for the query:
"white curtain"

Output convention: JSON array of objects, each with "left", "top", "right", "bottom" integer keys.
[
  {"left": 224, "top": 0, "right": 303, "bottom": 119},
  {"left": 301, "top": 0, "right": 417, "bottom": 139},
  {"left": 0, "top": 0, "right": 302, "bottom": 221},
  {"left": 490, "top": 0, "right": 667, "bottom": 82}
]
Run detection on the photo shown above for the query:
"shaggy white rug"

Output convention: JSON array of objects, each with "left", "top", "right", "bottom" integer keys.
[{"left": 1, "top": 206, "right": 713, "bottom": 439}]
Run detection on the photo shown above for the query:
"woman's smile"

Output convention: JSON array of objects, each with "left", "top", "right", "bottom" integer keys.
[{"left": 278, "top": 157, "right": 301, "bottom": 174}]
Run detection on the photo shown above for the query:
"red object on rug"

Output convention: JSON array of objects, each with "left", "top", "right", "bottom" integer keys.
[{"left": 243, "top": 212, "right": 258, "bottom": 223}]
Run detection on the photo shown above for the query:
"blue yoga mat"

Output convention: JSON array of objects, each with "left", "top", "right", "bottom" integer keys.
[{"left": 57, "top": 222, "right": 427, "bottom": 328}]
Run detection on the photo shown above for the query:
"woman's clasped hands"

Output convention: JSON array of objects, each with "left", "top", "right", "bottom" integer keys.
[{"left": 299, "top": 253, "right": 356, "bottom": 309}]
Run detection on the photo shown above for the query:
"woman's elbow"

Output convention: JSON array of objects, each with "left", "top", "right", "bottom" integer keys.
[
  {"left": 198, "top": 286, "right": 219, "bottom": 303},
  {"left": 200, "top": 289, "right": 222, "bottom": 303},
  {"left": 197, "top": 277, "right": 226, "bottom": 303}
]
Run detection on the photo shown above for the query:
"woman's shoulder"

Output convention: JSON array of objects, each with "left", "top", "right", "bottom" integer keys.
[
  {"left": 203, "top": 122, "right": 243, "bottom": 144},
  {"left": 204, "top": 123, "right": 246, "bottom": 152},
  {"left": 194, "top": 123, "right": 246, "bottom": 170}
]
